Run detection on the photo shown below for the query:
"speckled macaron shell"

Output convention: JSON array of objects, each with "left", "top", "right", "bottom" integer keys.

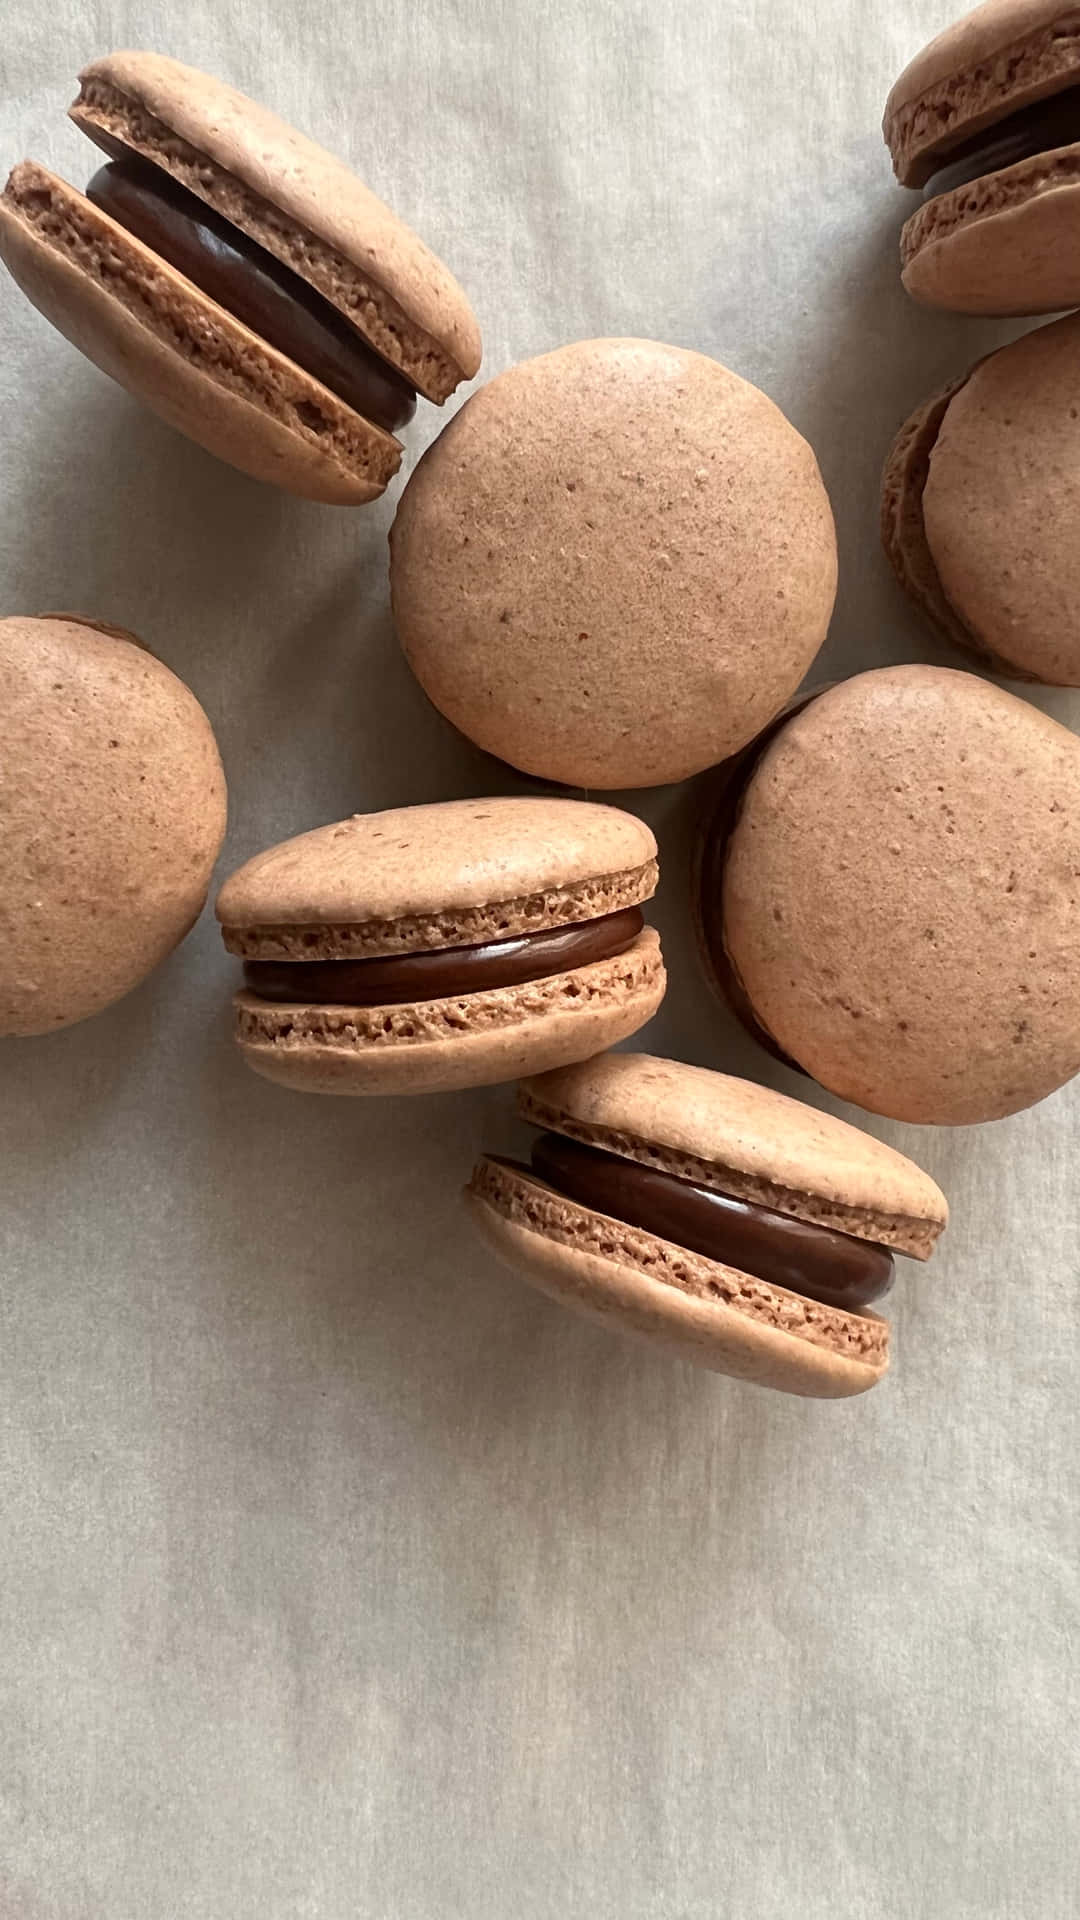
[
  {"left": 389, "top": 340, "right": 838, "bottom": 791},
  {"left": 883, "top": 315, "right": 1080, "bottom": 683},
  {"left": 217, "top": 798, "right": 665, "bottom": 1095},
  {"left": 885, "top": 1, "right": 1080, "bottom": 312},
  {"left": 466, "top": 1051, "right": 947, "bottom": 1397},
  {"left": 721, "top": 665, "right": 1080, "bottom": 1125},
  {"left": 0, "top": 613, "right": 226, "bottom": 1036},
  {"left": 70, "top": 51, "right": 481, "bottom": 402},
  {"left": 0, "top": 164, "right": 400, "bottom": 505}
]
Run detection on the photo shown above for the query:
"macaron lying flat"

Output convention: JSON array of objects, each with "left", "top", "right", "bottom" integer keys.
[
  {"left": 216, "top": 798, "right": 665, "bottom": 1095},
  {"left": 703, "top": 665, "right": 1080, "bottom": 1125},
  {"left": 389, "top": 339, "right": 837, "bottom": 790},
  {"left": 0, "top": 53, "right": 481, "bottom": 502},
  {"left": 884, "top": 0, "right": 1080, "bottom": 313},
  {"left": 883, "top": 313, "right": 1080, "bottom": 683},
  {"left": 1, "top": 613, "right": 226, "bottom": 1035},
  {"left": 468, "top": 1054, "right": 947, "bottom": 1398}
]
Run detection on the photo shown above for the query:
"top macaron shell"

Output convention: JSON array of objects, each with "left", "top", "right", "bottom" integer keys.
[
  {"left": 1, "top": 614, "right": 227, "bottom": 1036},
  {"left": 720, "top": 665, "right": 1080, "bottom": 1125},
  {"left": 389, "top": 340, "right": 838, "bottom": 791}
]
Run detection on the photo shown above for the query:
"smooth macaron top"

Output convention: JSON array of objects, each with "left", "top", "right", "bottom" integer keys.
[
  {"left": 216, "top": 798, "right": 658, "bottom": 958},
  {"left": 916, "top": 312, "right": 1080, "bottom": 684},
  {"left": 721, "top": 664, "right": 1080, "bottom": 1125},
  {"left": 1, "top": 613, "right": 226, "bottom": 1036},
  {"left": 389, "top": 339, "right": 837, "bottom": 791},
  {"left": 519, "top": 1053, "right": 948, "bottom": 1256},
  {"left": 885, "top": 0, "right": 1080, "bottom": 186},
  {"left": 71, "top": 51, "right": 481, "bottom": 400}
]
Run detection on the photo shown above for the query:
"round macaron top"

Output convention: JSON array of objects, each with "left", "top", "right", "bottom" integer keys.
[
  {"left": 389, "top": 339, "right": 837, "bottom": 791},
  {"left": 519, "top": 1053, "right": 948, "bottom": 1255},
  {"left": 0, "top": 613, "right": 226, "bottom": 1036},
  {"left": 885, "top": 0, "right": 1080, "bottom": 187},
  {"left": 918, "top": 312, "right": 1080, "bottom": 684},
  {"left": 721, "top": 664, "right": 1080, "bottom": 1125},
  {"left": 216, "top": 798, "right": 658, "bottom": 958},
  {"left": 71, "top": 51, "right": 482, "bottom": 400}
]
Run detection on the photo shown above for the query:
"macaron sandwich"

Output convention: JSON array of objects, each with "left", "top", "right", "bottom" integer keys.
[
  {"left": 699, "top": 664, "right": 1080, "bottom": 1125},
  {"left": 0, "top": 53, "right": 481, "bottom": 501},
  {"left": 468, "top": 1054, "right": 947, "bottom": 1398},
  {"left": 1, "top": 612, "right": 226, "bottom": 1035},
  {"left": 216, "top": 798, "right": 665, "bottom": 1094},
  {"left": 389, "top": 339, "right": 837, "bottom": 790},
  {"left": 884, "top": 0, "right": 1080, "bottom": 313},
  {"left": 883, "top": 312, "right": 1080, "bottom": 684}
]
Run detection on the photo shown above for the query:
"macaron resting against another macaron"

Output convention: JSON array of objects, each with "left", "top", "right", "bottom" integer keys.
[
  {"left": 883, "top": 312, "right": 1080, "bottom": 684},
  {"left": 699, "top": 664, "right": 1080, "bottom": 1126},
  {"left": 389, "top": 339, "right": 837, "bottom": 790},
  {"left": 216, "top": 798, "right": 665, "bottom": 1094},
  {"left": 1, "top": 612, "right": 226, "bottom": 1035},
  {"left": 468, "top": 1054, "right": 947, "bottom": 1398},
  {"left": 0, "top": 53, "right": 481, "bottom": 502},
  {"left": 884, "top": 0, "right": 1080, "bottom": 313}
]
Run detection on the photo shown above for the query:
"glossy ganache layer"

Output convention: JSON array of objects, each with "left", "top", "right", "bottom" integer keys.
[
  {"left": 923, "top": 86, "right": 1080, "bottom": 200},
  {"left": 242, "top": 907, "right": 646, "bottom": 1006},
  {"left": 526, "top": 1132, "right": 893, "bottom": 1311},
  {"left": 87, "top": 158, "right": 417, "bottom": 431}
]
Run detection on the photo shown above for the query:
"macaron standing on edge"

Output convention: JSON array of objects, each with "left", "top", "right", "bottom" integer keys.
[
  {"left": 1, "top": 613, "right": 226, "bottom": 1036},
  {"left": 468, "top": 1054, "right": 948, "bottom": 1399},
  {"left": 216, "top": 798, "right": 665, "bottom": 1095},
  {"left": 884, "top": 0, "right": 1080, "bottom": 313},
  {"left": 0, "top": 52, "right": 481, "bottom": 502},
  {"left": 702, "top": 664, "right": 1080, "bottom": 1126},
  {"left": 883, "top": 312, "right": 1080, "bottom": 684},
  {"left": 389, "top": 339, "right": 837, "bottom": 790}
]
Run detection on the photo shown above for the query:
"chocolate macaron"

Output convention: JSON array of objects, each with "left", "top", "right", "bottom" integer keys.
[
  {"left": 216, "top": 798, "right": 665, "bottom": 1095},
  {"left": 468, "top": 1053, "right": 947, "bottom": 1397},
  {"left": 701, "top": 664, "right": 1080, "bottom": 1125},
  {"left": 883, "top": 313, "right": 1080, "bottom": 683},
  {"left": 884, "top": 0, "right": 1080, "bottom": 313},
  {"left": 0, "top": 53, "right": 480, "bottom": 502},
  {"left": 1, "top": 613, "right": 226, "bottom": 1035},
  {"left": 389, "top": 339, "right": 837, "bottom": 790}
]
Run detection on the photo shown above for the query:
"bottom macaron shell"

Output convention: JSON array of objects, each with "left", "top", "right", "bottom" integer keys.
[
  {"left": 901, "top": 163, "right": 1080, "bottom": 314},
  {"left": 0, "top": 170, "right": 398, "bottom": 504},
  {"left": 467, "top": 1161, "right": 887, "bottom": 1398},
  {"left": 231, "top": 928, "right": 666, "bottom": 1095}
]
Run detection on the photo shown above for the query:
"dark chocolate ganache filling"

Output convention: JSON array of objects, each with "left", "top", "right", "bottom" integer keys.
[
  {"left": 526, "top": 1133, "right": 894, "bottom": 1312},
  {"left": 243, "top": 906, "right": 645, "bottom": 1006},
  {"left": 923, "top": 86, "right": 1080, "bottom": 200},
  {"left": 86, "top": 157, "right": 417, "bottom": 432}
]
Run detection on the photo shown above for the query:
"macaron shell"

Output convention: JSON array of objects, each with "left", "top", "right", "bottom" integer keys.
[
  {"left": 389, "top": 339, "right": 837, "bottom": 791},
  {"left": 901, "top": 158, "right": 1080, "bottom": 313},
  {"left": 0, "top": 166, "right": 399, "bottom": 505},
  {"left": 1, "top": 615, "right": 226, "bottom": 1036},
  {"left": 73, "top": 51, "right": 482, "bottom": 400},
  {"left": 230, "top": 928, "right": 665, "bottom": 1095},
  {"left": 885, "top": 0, "right": 1079, "bottom": 187},
  {"left": 722, "top": 665, "right": 1080, "bottom": 1124},
  {"left": 920, "top": 311, "right": 1080, "bottom": 681},
  {"left": 466, "top": 1163, "right": 887, "bottom": 1398},
  {"left": 217, "top": 797, "right": 658, "bottom": 950},
  {"left": 519, "top": 1052, "right": 947, "bottom": 1253}
]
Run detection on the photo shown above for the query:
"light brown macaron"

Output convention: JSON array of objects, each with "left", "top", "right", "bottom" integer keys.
[
  {"left": 884, "top": 0, "right": 1080, "bottom": 313},
  {"left": 882, "top": 313, "right": 1080, "bottom": 684},
  {"left": 0, "top": 52, "right": 481, "bottom": 502},
  {"left": 389, "top": 339, "right": 837, "bottom": 790},
  {"left": 1, "top": 612, "right": 226, "bottom": 1035},
  {"left": 707, "top": 664, "right": 1080, "bottom": 1125},
  {"left": 468, "top": 1053, "right": 948, "bottom": 1398},
  {"left": 216, "top": 798, "right": 665, "bottom": 1095}
]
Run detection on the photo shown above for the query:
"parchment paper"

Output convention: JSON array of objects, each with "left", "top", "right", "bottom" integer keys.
[{"left": 1, "top": 4, "right": 1077, "bottom": 1916}]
